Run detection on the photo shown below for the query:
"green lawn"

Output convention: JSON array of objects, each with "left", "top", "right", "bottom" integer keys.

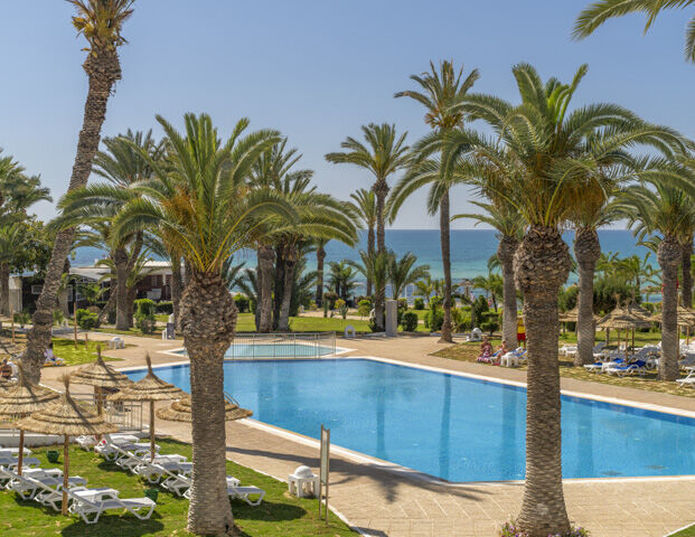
[
  {"left": 672, "top": 524, "right": 695, "bottom": 536},
  {"left": 0, "top": 440, "right": 355, "bottom": 537},
  {"left": 52, "top": 338, "right": 121, "bottom": 366}
]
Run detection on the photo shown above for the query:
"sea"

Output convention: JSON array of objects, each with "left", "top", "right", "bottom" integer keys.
[{"left": 71, "top": 229, "right": 651, "bottom": 286}]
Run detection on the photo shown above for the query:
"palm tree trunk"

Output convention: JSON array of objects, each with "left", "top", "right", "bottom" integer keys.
[
  {"left": 126, "top": 286, "right": 137, "bottom": 328},
  {"left": 171, "top": 255, "right": 183, "bottom": 330},
  {"left": 257, "top": 245, "right": 275, "bottom": 333},
  {"left": 114, "top": 247, "right": 130, "bottom": 330},
  {"left": 515, "top": 226, "right": 571, "bottom": 537},
  {"left": 254, "top": 253, "right": 262, "bottom": 331},
  {"left": 0, "top": 262, "right": 10, "bottom": 317},
  {"left": 574, "top": 227, "right": 601, "bottom": 366},
  {"left": 366, "top": 226, "right": 375, "bottom": 296},
  {"left": 498, "top": 236, "right": 518, "bottom": 349},
  {"left": 659, "top": 236, "right": 681, "bottom": 381},
  {"left": 278, "top": 248, "right": 296, "bottom": 331},
  {"left": 316, "top": 244, "right": 325, "bottom": 306},
  {"left": 373, "top": 180, "right": 388, "bottom": 331},
  {"left": 180, "top": 271, "right": 237, "bottom": 535},
  {"left": 682, "top": 237, "right": 693, "bottom": 309},
  {"left": 97, "top": 280, "right": 116, "bottom": 325},
  {"left": 439, "top": 190, "right": 453, "bottom": 343},
  {"left": 23, "top": 50, "right": 122, "bottom": 384}
]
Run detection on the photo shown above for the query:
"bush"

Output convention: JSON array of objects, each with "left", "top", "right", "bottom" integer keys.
[
  {"left": 52, "top": 310, "right": 65, "bottom": 327},
  {"left": 323, "top": 291, "right": 339, "bottom": 310},
  {"left": 334, "top": 299, "right": 348, "bottom": 319},
  {"left": 480, "top": 311, "right": 499, "bottom": 335},
  {"left": 413, "top": 297, "right": 425, "bottom": 310},
  {"left": 75, "top": 309, "right": 99, "bottom": 330},
  {"left": 233, "top": 294, "right": 249, "bottom": 313},
  {"left": 134, "top": 299, "right": 156, "bottom": 334},
  {"left": 451, "top": 307, "right": 471, "bottom": 332},
  {"left": 13, "top": 311, "right": 31, "bottom": 328},
  {"left": 357, "top": 299, "right": 372, "bottom": 318},
  {"left": 401, "top": 311, "right": 418, "bottom": 332},
  {"left": 424, "top": 308, "right": 444, "bottom": 331},
  {"left": 471, "top": 295, "right": 489, "bottom": 328},
  {"left": 155, "top": 301, "right": 174, "bottom": 314}
]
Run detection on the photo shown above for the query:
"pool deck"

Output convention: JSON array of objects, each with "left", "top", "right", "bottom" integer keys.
[{"left": 41, "top": 332, "right": 695, "bottom": 537}]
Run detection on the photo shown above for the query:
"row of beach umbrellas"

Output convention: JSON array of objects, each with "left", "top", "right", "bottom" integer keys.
[{"left": 0, "top": 346, "right": 251, "bottom": 516}]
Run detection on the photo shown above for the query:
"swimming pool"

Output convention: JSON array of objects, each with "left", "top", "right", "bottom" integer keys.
[
  {"left": 129, "top": 358, "right": 695, "bottom": 482},
  {"left": 170, "top": 342, "right": 337, "bottom": 359}
]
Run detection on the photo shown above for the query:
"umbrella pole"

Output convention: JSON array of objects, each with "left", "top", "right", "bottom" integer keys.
[
  {"left": 17, "top": 430, "right": 24, "bottom": 475},
  {"left": 62, "top": 435, "right": 69, "bottom": 516},
  {"left": 150, "top": 400, "right": 155, "bottom": 462}
]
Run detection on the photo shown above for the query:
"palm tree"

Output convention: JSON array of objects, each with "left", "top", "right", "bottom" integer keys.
[
  {"left": 114, "top": 113, "right": 285, "bottom": 535},
  {"left": 472, "top": 273, "right": 503, "bottom": 311},
  {"left": 24, "top": 0, "right": 135, "bottom": 383},
  {"left": 56, "top": 130, "right": 160, "bottom": 330},
  {"left": 453, "top": 200, "right": 524, "bottom": 349},
  {"left": 349, "top": 188, "right": 377, "bottom": 295},
  {"left": 447, "top": 63, "right": 685, "bottom": 536},
  {"left": 387, "top": 252, "right": 430, "bottom": 299},
  {"left": 314, "top": 237, "right": 328, "bottom": 306},
  {"left": 392, "top": 60, "right": 479, "bottom": 343},
  {"left": 616, "top": 160, "right": 695, "bottom": 381},
  {"left": 326, "top": 124, "right": 409, "bottom": 330},
  {"left": 413, "top": 274, "right": 435, "bottom": 305},
  {"left": 575, "top": 0, "right": 695, "bottom": 61},
  {"left": 327, "top": 261, "right": 360, "bottom": 301}
]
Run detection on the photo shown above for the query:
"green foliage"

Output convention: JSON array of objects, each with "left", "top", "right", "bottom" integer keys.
[
  {"left": 75, "top": 308, "right": 99, "bottom": 330},
  {"left": 401, "top": 311, "right": 419, "bottom": 332},
  {"left": 413, "top": 297, "right": 425, "bottom": 310},
  {"left": 52, "top": 310, "right": 65, "bottom": 327},
  {"left": 334, "top": 298, "right": 347, "bottom": 319},
  {"left": 134, "top": 298, "right": 156, "bottom": 334},
  {"left": 424, "top": 307, "right": 444, "bottom": 331},
  {"left": 323, "top": 291, "right": 339, "bottom": 310},
  {"left": 471, "top": 295, "right": 489, "bottom": 328},
  {"left": 234, "top": 294, "right": 250, "bottom": 313},
  {"left": 559, "top": 285, "right": 579, "bottom": 312},
  {"left": 451, "top": 307, "right": 471, "bottom": 332},
  {"left": 12, "top": 311, "right": 30, "bottom": 328},
  {"left": 357, "top": 299, "right": 372, "bottom": 318},
  {"left": 480, "top": 311, "right": 500, "bottom": 335}
]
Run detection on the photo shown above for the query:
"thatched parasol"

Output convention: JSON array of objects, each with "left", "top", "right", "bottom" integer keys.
[
  {"left": 157, "top": 396, "right": 252, "bottom": 423},
  {"left": 15, "top": 376, "right": 117, "bottom": 515},
  {"left": 70, "top": 344, "right": 132, "bottom": 415},
  {"left": 0, "top": 368, "right": 60, "bottom": 474},
  {"left": 107, "top": 353, "right": 184, "bottom": 461},
  {"left": 559, "top": 306, "right": 600, "bottom": 323}
]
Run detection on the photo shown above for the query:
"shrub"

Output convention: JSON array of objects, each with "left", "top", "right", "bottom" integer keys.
[
  {"left": 134, "top": 299, "right": 156, "bottom": 334},
  {"left": 75, "top": 308, "right": 99, "bottom": 330},
  {"left": 480, "top": 311, "right": 499, "bottom": 335},
  {"left": 357, "top": 299, "right": 372, "bottom": 318},
  {"left": 451, "top": 307, "right": 471, "bottom": 332},
  {"left": 334, "top": 299, "right": 348, "bottom": 319},
  {"left": 13, "top": 311, "right": 31, "bottom": 328},
  {"left": 52, "top": 310, "right": 65, "bottom": 327},
  {"left": 401, "top": 311, "right": 418, "bottom": 332},
  {"left": 233, "top": 294, "right": 249, "bottom": 313},
  {"left": 155, "top": 301, "right": 174, "bottom": 314},
  {"left": 323, "top": 291, "right": 339, "bottom": 310},
  {"left": 413, "top": 297, "right": 425, "bottom": 310},
  {"left": 471, "top": 295, "right": 489, "bottom": 327},
  {"left": 424, "top": 308, "right": 444, "bottom": 331}
]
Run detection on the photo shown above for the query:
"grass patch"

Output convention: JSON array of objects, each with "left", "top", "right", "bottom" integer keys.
[
  {"left": 0, "top": 440, "right": 355, "bottom": 537},
  {"left": 288, "top": 316, "right": 371, "bottom": 333},
  {"left": 51, "top": 338, "right": 121, "bottom": 366},
  {"left": 433, "top": 338, "right": 695, "bottom": 398},
  {"left": 92, "top": 327, "right": 164, "bottom": 339},
  {"left": 672, "top": 524, "right": 695, "bottom": 536}
]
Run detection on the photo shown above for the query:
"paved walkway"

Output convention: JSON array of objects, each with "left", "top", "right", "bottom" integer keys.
[{"left": 40, "top": 332, "right": 695, "bottom": 537}]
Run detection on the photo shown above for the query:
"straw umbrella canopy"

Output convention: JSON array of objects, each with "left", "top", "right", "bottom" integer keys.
[
  {"left": 598, "top": 304, "right": 651, "bottom": 352},
  {"left": 559, "top": 305, "right": 600, "bottom": 323},
  {"left": 15, "top": 376, "right": 117, "bottom": 515},
  {"left": 0, "top": 370, "right": 60, "bottom": 474},
  {"left": 108, "top": 353, "right": 184, "bottom": 461},
  {"left": 70, "top": 344, "right": 133, "bottom": 415},
  {"left": 157, "top": 396, "right": 252, "bottom": 423}
]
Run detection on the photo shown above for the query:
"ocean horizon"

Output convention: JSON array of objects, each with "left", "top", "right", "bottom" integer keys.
[{"left": 72, "top": 229, "right": 652, "bottom": 285}]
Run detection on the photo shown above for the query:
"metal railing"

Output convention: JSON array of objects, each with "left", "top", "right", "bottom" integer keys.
[
  {"left": 72, "top": 393, "right": 145, "bottom": 432},
  {"left": 228, "top": 332, "right": 336, "bottom": 359}
]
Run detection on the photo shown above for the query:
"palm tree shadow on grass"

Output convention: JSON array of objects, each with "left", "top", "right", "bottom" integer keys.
[
  {"left": 61, "top": 513, "right": 165, "bottom": 537},
  {"left": 232, "top": 500, "right": 305, "bottom": 522}
]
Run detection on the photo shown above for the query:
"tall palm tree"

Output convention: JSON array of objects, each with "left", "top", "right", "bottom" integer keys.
[
  {"left": 616, "top": 160, "right": 695, "bottom": 381},
  {"left": 387, "top": 251, "right": 430, "bottom": 299},
  {"left": 349, "top": 188, "right": 377, "bottom": 295},
  {"left": 326, "top": 124, "right": 409, "bottom": 330},
  {"left": 453, "top": 200, "right": 524, "bottom": 348},
  {"left": 114, "top": 113, "right": 285, "bottom": 535},
  {"left": 24, "top": 0, "right": 135, "bottom": 383},
  {"left": 575, "top": 0, "right": 695, "bottom": 61},
  {"left": 447, "top": 63, "right": 685, "bottom": 536},
  {"left": 314, "top": 237, "right": 328, "bottom": 306},
  {"left": 392, "top": 60, "right": 479, "bottom": 342}
]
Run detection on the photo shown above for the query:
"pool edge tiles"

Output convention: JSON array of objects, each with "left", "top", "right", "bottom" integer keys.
[
  {"left": 160, "top": 343, "right": 355, "bottom": 359},
  {"left": 120, "top": 356, "right": 695, "bottom": 484}
]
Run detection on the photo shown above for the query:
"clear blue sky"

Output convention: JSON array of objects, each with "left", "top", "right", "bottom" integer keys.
[{"left": 1, "top": 0, "right": 694, "bottom": 228}]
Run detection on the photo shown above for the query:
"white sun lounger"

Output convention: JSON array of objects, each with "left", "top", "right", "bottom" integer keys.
[
  {"left": 182, "top": 476, "right": 243, "bottom": 500},
  {"left": 113, "top": 446, "right": 166, "bottom": 471},
  {"left": 227, "top": 485, "right": 265, "bottom": 506},
  {"left": 6, "top": 470, "right": 87, "bottom": 501},
  {"left": 133, "top": 459, "right": 191, "bottom": 484},
  {"left": 676, "top": 368, "right": 695, "bottom": 387},
  {"left": 67, "top": 487, "right": 156, "bottom": 524}
]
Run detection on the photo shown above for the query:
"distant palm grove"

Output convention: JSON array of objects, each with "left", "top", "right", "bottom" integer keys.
[{"left": 2, "top": 1, "right": 695, "bottom": 537}]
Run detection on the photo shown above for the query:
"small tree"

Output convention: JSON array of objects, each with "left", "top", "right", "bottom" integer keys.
[
  {"left": 75, "top": 308, "right": 99, "bottom": 330},
  {"left": 134, "top": 298, "right": 156, "bottom": 334},
  {"left": 401, "top": 311, "right": 418, "bottom": 332}
]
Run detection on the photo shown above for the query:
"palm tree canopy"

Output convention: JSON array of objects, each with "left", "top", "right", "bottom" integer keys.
[
  {"left": 349, "top": 188, "right": 377, "bottom": 232},
  {"left": 325, "top": 123, "right": 409, "bottom": 183},
  {"left": 113, "top": 113, "right": 294, "bottom": 274},
  {"left": 452, "top": 200, "right": 525, "bottom": 241},
  {"left": 69, "top": 0, "right": 135, "bottom": 52},
  {"left": 387, "top": 251, "right": 430, "bottom": 299},
  {"left": 574, "top": 0, "right": 695, "bottom": 61}
]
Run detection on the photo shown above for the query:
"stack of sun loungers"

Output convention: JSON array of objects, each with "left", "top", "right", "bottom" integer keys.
[
  {"left": 96, "top": 435, "right": 266, "bottom": 505},
  {"left": 0, "top": 442, "right": 157, "bottom": 523}
]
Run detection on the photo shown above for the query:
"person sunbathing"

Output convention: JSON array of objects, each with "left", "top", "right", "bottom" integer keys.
[
  {"left": 477, "top": 337, "right": 494, "bottom": 363},
  {"left": 43, "top": 343, "right": 64, "bottom": 367}
]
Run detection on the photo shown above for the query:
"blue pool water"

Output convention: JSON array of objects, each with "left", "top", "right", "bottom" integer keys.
[
  {"left": 130, "top": 359, "right": 695, "bottom": 482},
  {"left": 171, "top": 343, "right": 336, "bottom": 359}
]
